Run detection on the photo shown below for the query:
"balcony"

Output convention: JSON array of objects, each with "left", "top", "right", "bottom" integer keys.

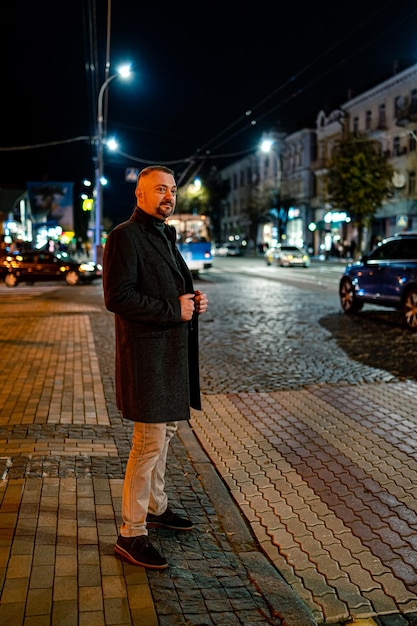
[{"left": 395, "top": 102, "right": 417, "bottom": 127}]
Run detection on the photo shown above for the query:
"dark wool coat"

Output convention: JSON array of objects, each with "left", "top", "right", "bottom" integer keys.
[{"left": 102, "top": 208, "right": 201, "bottom": 423}]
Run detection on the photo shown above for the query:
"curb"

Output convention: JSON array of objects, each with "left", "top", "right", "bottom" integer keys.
[{"left": 178, "top": 421, "right": 318, "bottom": 626}]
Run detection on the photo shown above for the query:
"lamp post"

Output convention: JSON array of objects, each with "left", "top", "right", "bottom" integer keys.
[
  {"left": 94, "top": 65, "right": 131, "bottom": 264},
  {"left": 260, "top": 138, "right": 281, "bottom": 193},
  {"left": 260, "top": 138, "right": 282, "bottom": 245}
]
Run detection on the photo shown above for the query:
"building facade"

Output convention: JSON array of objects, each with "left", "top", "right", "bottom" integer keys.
[
  {"left": 280, "top": 128, "right": 316, "bottom": 251},
  {"left": 218, "top": 129, "right": 317, "bottom": 254},
  {"left": 344, "top": 63, "right": 417, "bottom": 241},
  {"left": 218, "top": 62, "right": 417, "bottom": 257}
]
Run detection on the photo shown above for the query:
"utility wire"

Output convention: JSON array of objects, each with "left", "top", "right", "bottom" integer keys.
[
  {"left": 105, "top": 0, "right": 415, "bottom": 176},
  {"left": 1, "top": 1, "right": 414, "bottom": 183},
  {"left": 171, "top": 1, "right": 414, "bottom": 184},
  {"left": 0, "top": 137, "right": 91, "bottom": 152},
  {"left": 199, "top": 1, "right": 413, "bottom": 155}
]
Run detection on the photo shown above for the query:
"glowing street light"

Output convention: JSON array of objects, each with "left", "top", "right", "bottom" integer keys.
[
  {"left": 260, "top": 138, "right": 281, "bottom": 188},
  {"left": 260, "top": 136, "right": 283, "bottom": 244},
  {"left": 94, "top": 64, "right": 131, "bottom": 263},
  {"left": 260, "top": 138, "right": 274, "bottom": 153}
]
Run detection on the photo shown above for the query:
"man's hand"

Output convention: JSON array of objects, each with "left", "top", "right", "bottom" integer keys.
[
  {"left": 193, "top": 290, "right": 208, "bottom": 315},
  {"left": 179, "top": 293, "right": 196, "bottom": 321}
]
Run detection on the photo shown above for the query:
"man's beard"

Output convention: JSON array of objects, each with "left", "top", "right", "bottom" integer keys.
[{"left": 157, "top": 203, "right": 175, "bottom": 219}]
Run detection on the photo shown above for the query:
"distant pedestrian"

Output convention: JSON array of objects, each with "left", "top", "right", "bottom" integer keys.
[
  {"left": 76, "top": 238, "right": 83, "bottom": 258},
  {"left": 103, "top": 165, "right": 208, "bottom": 570}
]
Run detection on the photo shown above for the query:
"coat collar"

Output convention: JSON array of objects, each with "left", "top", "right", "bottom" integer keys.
[
  {"left": 130, "top": 208, "right": 190, "bottom": 282},
  {"left": 131, "top": 207, "right": 161, "bottom": 228}
]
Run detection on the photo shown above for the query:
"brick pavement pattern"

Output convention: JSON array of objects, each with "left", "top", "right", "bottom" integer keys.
[
  {"left": 1, "top": 283, "right": 417, "bottom": 625},
  {"left": 191, "top": 385, "right": 417, "bottom": 623},
  {"left": 0, "top": 287, "right": 311, "bottom": 626}
]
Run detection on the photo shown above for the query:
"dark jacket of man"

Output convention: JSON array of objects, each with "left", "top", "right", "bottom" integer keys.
[{"left": 102, "top": 208, "right": 201, "bottom": 423}]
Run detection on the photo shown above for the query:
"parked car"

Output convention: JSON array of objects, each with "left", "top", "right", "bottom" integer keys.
[
  {"left": 265, "top": 245, "right": 311, "bottom": 267},
  {"left": 339, "top": 232, "right": 417, "bottom": 331},
  {"left": 214, "top": 243, "right": 242, "bottom": 257},
  {"left": 0, "top": 250, "right": 102, "bottom": 287}
]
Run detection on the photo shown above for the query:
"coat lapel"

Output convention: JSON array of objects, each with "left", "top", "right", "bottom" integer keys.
[{"left": 132, "top": 211, "right": 184, "bottom": 277}]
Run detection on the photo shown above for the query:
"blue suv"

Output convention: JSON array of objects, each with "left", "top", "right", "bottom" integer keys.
[{"left": 339, "top": 232, "right": 417, "bottom": 331}]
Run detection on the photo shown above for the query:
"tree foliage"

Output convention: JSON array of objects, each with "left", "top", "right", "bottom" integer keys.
[
  {"left": 176, "top": 182, "right": 209, "bottom": 214},
  {"left": 326, "top": 132, "right": 394, "bottom": 256},
  {"left": 176, "top": 166, "right": 229, "bottom": 243}
]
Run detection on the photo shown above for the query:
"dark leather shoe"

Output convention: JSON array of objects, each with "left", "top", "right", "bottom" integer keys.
[
  {"left": 114, "top": 534, "right": 168, "bottom": 569},
  {"left": 146, "top": 507, "right": 193, "bottom": 531}
]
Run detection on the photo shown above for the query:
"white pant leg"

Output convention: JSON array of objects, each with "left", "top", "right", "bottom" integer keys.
[
  {"left": 120, "top": 422, "right": 167, "bottom": 537},
  {"left": 149, "top": 421, "right": 178, "bottom": 516}
]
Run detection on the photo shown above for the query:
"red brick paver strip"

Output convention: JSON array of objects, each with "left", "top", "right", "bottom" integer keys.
[{"left": 191, "top": 385, "right": 417, "bottom": 623}]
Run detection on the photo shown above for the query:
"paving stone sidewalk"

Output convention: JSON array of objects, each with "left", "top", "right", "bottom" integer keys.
[
  {"left": 0, "top": 289, "right": 315, "bottom": 626},
  {"left": 2, "top": 284, "right": 417, "bottom": 625}
]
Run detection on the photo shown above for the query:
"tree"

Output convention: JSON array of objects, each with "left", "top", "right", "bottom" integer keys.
[
  {"left": 326, "top": 132, "right": 394, "bottom": 257},
  {"left": 203, "top": 167, "right": 230, "bottom": 243},
  {"left": 246, "top": 181, "right": 279, "bottom": 252},
  {"left": 176, "top": 178, "right": 209, "bottom": 214}
]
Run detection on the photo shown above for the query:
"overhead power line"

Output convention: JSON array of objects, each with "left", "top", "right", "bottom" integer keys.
[
  {"left": 1, "top": 0, "right": 415, "bottom": 185},
  {"left": 197, "top": 1, "right": 414, "bottom": 155},
  {"left": 0, "top": 137, "right": 91, "bottom": 152}
]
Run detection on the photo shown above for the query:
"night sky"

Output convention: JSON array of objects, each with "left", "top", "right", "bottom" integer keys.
[{"left": 1, "top": 0, "right": 416, "bottom": 225}]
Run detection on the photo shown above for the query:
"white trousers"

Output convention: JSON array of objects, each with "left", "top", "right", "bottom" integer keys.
[{"left": 120, "top": 421, "right": 178, "bottom": 537}]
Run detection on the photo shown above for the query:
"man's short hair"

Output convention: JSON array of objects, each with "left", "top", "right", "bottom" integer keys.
[{"left": 137, "top": 165, "right": 175, "bottom": 182}]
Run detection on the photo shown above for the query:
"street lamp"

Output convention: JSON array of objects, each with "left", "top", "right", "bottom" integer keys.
[
  {"left": 260, "top": 138, "right": 282, "bottom": 245},
  {"left": 94, "top": 64, "right": 131, "bottom": 264},
  {"left": 260, "top": 138, "right": 281, "bottom": 191}
]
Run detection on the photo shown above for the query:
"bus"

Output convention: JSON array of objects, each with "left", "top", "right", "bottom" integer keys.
[{"left": 166, "top": 213, "right": 212, "bottom": 272}]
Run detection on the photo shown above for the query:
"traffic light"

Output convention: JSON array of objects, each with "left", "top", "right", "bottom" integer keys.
[{"left": 82, "top": 198, "right": 94, "bottom": 212}]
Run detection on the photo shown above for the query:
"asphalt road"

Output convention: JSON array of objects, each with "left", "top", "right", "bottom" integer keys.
[{"left": 194, "top": 256, "right": 417, "bottom": 390}]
